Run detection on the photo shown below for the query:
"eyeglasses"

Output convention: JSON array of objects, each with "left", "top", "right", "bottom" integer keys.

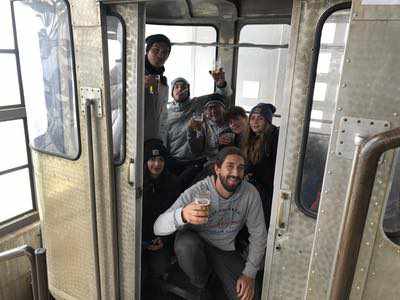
[{"left": 149, "top": 46, "right": 170, "bottom": 57}]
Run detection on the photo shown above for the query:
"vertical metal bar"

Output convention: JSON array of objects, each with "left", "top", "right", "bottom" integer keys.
[
  {"left": 35, "top": 248, "right": 49, "bottom": 300},
  {"left": 135, "top": 4, "right": 146, "bottom": 300},
  {"left": 85, "top": 100, "right": 102, "bottom": 300}
]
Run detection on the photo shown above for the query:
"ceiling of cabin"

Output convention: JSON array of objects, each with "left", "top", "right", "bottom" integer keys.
[{"left": 144, "top": 0, "right": 293, "bottom": 20}]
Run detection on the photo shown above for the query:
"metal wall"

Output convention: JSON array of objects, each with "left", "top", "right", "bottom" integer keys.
[
  {"left": 263, "top": 1, "right": 349, "bottom": 299},
  {"left": 111, "top": 3, "right": 143, "bottom": 299},
  {"left": 324, "top": 1, "right": 400, "bottom": 299},
  {"left": 32, "top": 0, "right": 118, "bottom": 299},
  {"left": 0, "top": 223, "right": 40, "bottom": 300}
]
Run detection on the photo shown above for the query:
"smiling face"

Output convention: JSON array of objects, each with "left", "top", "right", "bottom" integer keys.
[
  {"left": 147, "top": 156, "right": 165, "bottom": 178},
  {"left": 229, "top": 115, "right": 247, "bottom": 135},
  {"left": 147, "top": 42, "right": 170, "bottom": 68},
  {"left": 249, "top": 113, "right": 267, "bottom": 134},
  {"left": 205, "top": 103, "right": 224, "bottom": 124},
  {"left": 214, "top": 154, "right": 245, "bottom": 194}
]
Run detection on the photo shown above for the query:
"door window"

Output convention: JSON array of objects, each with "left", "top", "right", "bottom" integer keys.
[
  {"left": 13, "top": 0, "right": 80, "bottom": 159},
  {"left": 298, "top": 8, "right": 350, "bottom": 216}
]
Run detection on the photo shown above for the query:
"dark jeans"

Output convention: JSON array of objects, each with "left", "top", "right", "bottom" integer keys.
[{"left": 174, "top": 230, "right": 246, "bottom": 300}]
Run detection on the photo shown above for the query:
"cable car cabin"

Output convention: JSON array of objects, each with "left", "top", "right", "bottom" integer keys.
[{"left": 0, "top": 0, "right": 399, "bottom": 299}]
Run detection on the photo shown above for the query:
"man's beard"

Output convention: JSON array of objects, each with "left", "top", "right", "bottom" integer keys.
[{"left": 218, "top": 174, "right": 242, "bottom": 193}]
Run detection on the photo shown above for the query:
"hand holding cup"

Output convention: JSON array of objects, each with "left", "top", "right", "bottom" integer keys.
[{"left": 182, "top": 192, "right": 211, "bottom": 225}]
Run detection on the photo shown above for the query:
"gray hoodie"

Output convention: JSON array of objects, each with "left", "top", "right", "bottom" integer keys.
[
  {"left": 164, "top": 85, "right": 228, "bottom": 161},
  {"left": 154, "top": 176, "right": 267, "bottom": 278}
]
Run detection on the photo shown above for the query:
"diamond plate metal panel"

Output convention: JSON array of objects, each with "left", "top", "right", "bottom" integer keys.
[
  {"left": 306, "top": 3, "right": 400, "bottom": 299},
  {"left": 112, "top": 4, "right": 142, "bottom": 299},
  {"left": 335, "top": 117, "right": 390, "bottom": 159},
  {"left": 34, "top": 1, "right": 118, "bottom": 299},
  {"left": 70, "top": 0, "right": 100, "bottom": 27},
  {"left": 264, "top": 1, "right": 349, "bottom": 299}
]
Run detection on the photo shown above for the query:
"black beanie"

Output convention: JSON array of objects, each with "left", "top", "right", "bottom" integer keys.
[
  {"left": 204, "top": 93, "right": 225, "bottom": 108},
  {"left": 249, "top": 103, "right": 276, "bottom": 124},
  {"left": 145, "top": 34, "right": 171, "bottom": 53},
  {"left": 144, "top": 139, "right": 168, "bottom": 163}
]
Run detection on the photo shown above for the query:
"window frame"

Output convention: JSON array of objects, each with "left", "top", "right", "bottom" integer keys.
[
  {"left": 294, "top": 2, "right": 352, "bottom": 219},
  {"left": 0, "top": 0, "right": 38, "bottom": 234},
  {"left": 11, "top": 0, "right": 82, "bottom": 161},
  {"left": 105, "top": 10, "right": 127, "bottom": 166},
  {"left": 232, "top": 17, "right": 291, "bottom": 104},
  {"left": 145, "top": 21, "right": 219, "bottom": 94}
]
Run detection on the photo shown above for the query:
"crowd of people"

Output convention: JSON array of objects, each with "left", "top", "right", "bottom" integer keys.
[{"left": 141, "top": 34, "right": 279, "bottom": 300}]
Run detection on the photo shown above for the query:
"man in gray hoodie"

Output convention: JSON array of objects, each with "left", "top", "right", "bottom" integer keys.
[
  {"left": 154, "top": 147, "right": 267, "bottom": 300},
  {"left": 165, "top": 72, "right": 228, "bottom": 173}
]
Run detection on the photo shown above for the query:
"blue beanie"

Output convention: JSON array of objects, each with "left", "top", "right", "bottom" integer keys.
[{"left": 249, "top": 103, "right": 276, "bottom": 124}]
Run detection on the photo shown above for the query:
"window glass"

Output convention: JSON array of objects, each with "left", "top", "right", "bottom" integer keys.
[
  {"left": 13, "top": 0, "right": 79, "bottom": 159},
  {"left": 383, "top": 150, "right": 400, "bottom": 245},
  {"left": 146, "top": 25, "right": 217, "bottom": 99},
  {"left": 0, "top": 54, "right": 21, "bottom": 106},
  {"left": 0, "top": 1, "right": 15, "bottom": 49},
  {"left": 107, "top": 15, "right": 125, "bottom": 164},
  {"left": 0, "top": 168, "right": 33, "bottom": 223},
  {"left": 0, "top": 120, "right": 28, "bottom": 172},
  {"left": 299, "top": 9, "right": 350, "bottom": 214},
  {"left": 235, "top": 24, "right": 290, "bottom": 126}
]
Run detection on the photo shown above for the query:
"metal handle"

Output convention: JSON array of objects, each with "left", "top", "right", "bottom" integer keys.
[
  {"left": 84, "top": 99, "right": 102, "bottom": 300},
  {"left": 330, "top": 127, "right": 400, "bottom": 299},
  {"left": 0, "top": 245, "right": 49, "bottom": 300}
]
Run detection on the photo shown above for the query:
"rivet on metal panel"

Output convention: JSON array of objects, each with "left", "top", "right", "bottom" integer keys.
[
  {"left": 370, "top": 222, "right": 374, "bottom": 227},
  {"left": 321, "top": 209, "right": 325, "bottom": 214},
  {"left": 374, "top": 202, "right": 379, "bottom": 207},
  {"left": 371, "top": 272, "right": 376, "bottom": 276},
  {"left": 318, "top": 228, "right": 321, "bottom": 232},
  {"left": 360, "top": 267, "right": 364, "bottom": 272},
  {"left": 393, "top": 112, "right": 398, "bottom": 117},
  {"left": 378, "top": 244, "right": 383, "bottom": 248},
  {"left": 353, "top": 12, "right": 358, "bottom": 18},
  {"left": 342, "top": 83, "right": 347, "bottom": 88},
  {"left": 314, "top": 252, "right": 318, "bottom": 257},
  {"left": 356, "top": 286, "right": 360, "bottom": 290},
  {"left": 337, "top": 107, "right": 343, "bottom": 111},
  {"left": 324, "top": 189, "right": 328, "bottom": 194},
  {"left": 327, "top": 170, "right": 332, "bottom": 175},
  {"left": 397, "top": 249, "right": 400, "bottom": 254},
  {"left": 311, "top": 270, "right": 315, "bottom": 274},
  {"left": 366, "top": 242, "right": 370, "bottom": 246},
  {"left": 345, "top": 58, "right": 351, "bottom": 63}
]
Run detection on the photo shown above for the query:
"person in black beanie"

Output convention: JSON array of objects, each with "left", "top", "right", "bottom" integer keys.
[
  {"left": 144, "top": 34, "right": 171, "bottom": 140},
  {"left": 242, "top": 103, "right": 279, "bottom": 229},
  {"left": 141, "top": 138, "right": 181, "bottom": 298}
]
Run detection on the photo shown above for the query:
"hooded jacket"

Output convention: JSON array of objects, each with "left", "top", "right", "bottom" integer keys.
[
  {"left": 144, "top": 56, "right": 169, "bottom": 140},
  {"left": 164, "top": 86, "right": 228, "bottom": 161},
  {"left": 142, "top": 167, "right": 181, "bottom": 242},
  {"left": 154, "top": 176, "right": 267, "bottom": 278}
]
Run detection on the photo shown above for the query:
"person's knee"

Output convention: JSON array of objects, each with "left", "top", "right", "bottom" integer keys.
[{"left": 174, "top": 230, "right": 203, "bottom": 255}]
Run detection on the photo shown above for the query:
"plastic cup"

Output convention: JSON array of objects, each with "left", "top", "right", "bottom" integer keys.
[{"left": 194, "top": 191, "right": 211, "bottom": 222}]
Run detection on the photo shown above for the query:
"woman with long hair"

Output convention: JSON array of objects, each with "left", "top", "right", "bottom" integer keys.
[{"left": 243, "top": 103, "right": 279, "bottom": 227}]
